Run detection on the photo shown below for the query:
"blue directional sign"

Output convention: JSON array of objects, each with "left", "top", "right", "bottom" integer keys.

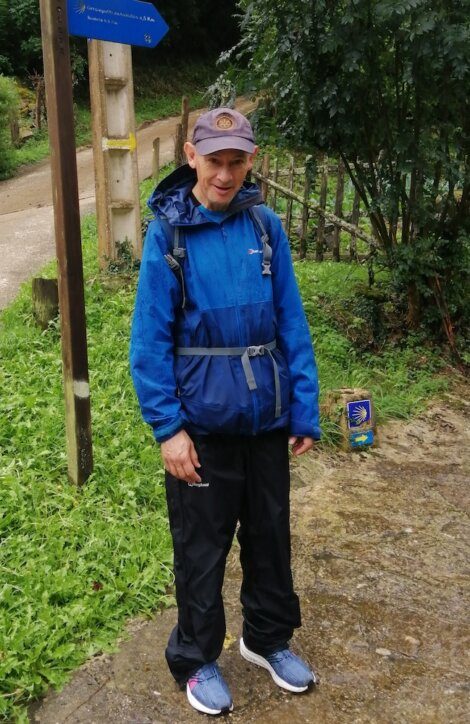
[
  {"left": 347, "top": 399, "right": 372, "bottom": 429},
  {"left": 350, "top": 429, "right": 374, "bottom": 448},
  {"left": 67, "top": 0, "right": 169, "bottom": 48}
]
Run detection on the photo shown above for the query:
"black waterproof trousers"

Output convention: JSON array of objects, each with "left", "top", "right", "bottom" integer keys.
[{"left": 164, "top": 429, "right": 301, "bottom": 684}]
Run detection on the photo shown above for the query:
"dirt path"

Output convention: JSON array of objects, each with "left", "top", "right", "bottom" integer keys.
[
  {"left": 30, "top": 390, "right": 469, "bottom": 723},
  {"left": 0, "top": 99, "right": 256, "bottom": 310}
]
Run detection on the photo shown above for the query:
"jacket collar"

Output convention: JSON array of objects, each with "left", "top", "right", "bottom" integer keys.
[{"left": 148, "top": 164, "right": 263, "bottom": 227}]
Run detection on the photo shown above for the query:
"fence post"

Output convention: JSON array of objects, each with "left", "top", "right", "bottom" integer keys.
[
  {"left": 32, "top": 277, "right": 59, "bottom": 329},
  {"left": 332, "top": 160, "right": 345, "bottom": 261},
  {"left": 284, "top": 155, "right": 295, "bottom": 238},
  {"left": 181, "top": 95, "right": 189, "bottom": 144},
  {"left": 10, "top": 119, "right": 20, "bottom": 148},
  {"left": 316, "top": 155, "right": 328, "bottom": 261},
  {"left": 260, "top": 154, "right": 270, "bottom": 202},
  {"left": 350, "top": 188, "right": 360, "bottom": 260},
  {"left": 272, "top": 157, "right": 279, "bottom": 213},
  {"left": 299, "top": 156, "right": 312, "bottom": 259},
  {"left": 175, "top": 122, "right": 184, "bottom": 166},
  {"left": 152, "top": 137, "right": 160, "bottom": 182}
]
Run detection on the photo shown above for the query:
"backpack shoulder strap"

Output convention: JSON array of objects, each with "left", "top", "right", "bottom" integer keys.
[
  {"left": 248, "top": 205, "right": 272, "bottom": 276},
  {"left": 160, "top": 218, "right": 187, "bottom": 309},
  {"left": 159, "top": 218, "right": 186, "bottom": 260}
]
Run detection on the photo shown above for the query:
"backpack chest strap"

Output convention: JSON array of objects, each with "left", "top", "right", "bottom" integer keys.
[{"left": 175, "top": 340, "right": 281, "bottom": 418}]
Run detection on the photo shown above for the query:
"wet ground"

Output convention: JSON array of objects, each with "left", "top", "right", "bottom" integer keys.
[{"left": 30, "top": 390, "right": 469, "bottom": 723}]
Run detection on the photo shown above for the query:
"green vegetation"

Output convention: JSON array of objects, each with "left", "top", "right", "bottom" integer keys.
[
  {"left": 0, "top": 216, "right": 174, "bottom": 722},
  {"left": 0, "top": 75, "right": 19, "bottom": 179},
  {"left": 227, "top": 0, "right": 470, "bottom": 344},
  {"left": 295, "top": 261, "right": 448, "bottom": 444},
  {"left": 0, "top": 167, "right": 451, "bottom": 718}
]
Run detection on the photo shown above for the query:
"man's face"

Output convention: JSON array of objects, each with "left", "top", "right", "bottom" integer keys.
[{"left": 184, "top": 143, "right": 258, "bottom": 211}]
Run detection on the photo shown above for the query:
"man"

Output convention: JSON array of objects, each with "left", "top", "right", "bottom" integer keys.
[{"left": 130, "top": 107, "right": 320, "bottom": 715}]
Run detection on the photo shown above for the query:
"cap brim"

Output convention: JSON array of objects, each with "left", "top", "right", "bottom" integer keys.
[{"left": 195, "top": 136, "right": 256, "bottom": 155}]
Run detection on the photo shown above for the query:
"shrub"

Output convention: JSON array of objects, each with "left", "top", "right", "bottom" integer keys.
[{"left": 0, "top": 75, "right": 19, "bottom": 179}]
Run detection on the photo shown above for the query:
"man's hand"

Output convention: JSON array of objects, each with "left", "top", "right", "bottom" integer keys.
[
  {"left": 161, "top": 430, "right": 202, "bottom": 483},
  {"left": 289, "top": 436, "right": 316, "bottom": 456}
]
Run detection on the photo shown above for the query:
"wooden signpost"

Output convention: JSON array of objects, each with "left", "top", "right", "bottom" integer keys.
[
  {"left": 38, "top": 1, "right": 168, "bottom": 484},
  {"left": 39, "top": 0, "right": 93, "bottom": 484}
]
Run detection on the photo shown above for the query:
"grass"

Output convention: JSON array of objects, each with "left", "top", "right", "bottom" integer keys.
[
  {"left": 294, "top": 261, "right": 448, "bottom": 444},
  {"left": 0, "top": 215, "right": 175, "bottom": 722},
  {"left": 0, "top": 174, "right": 450, "bottom": 720}
]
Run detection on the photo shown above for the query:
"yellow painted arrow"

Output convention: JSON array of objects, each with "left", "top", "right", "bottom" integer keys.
[
  {"left": 354, "top": 434, "right": 369, "bottom": 443},
  {"left": 102, "top": 133, "right": 137, "bottom": 152}
]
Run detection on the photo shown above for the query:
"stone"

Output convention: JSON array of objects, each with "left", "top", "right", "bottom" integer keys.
[
  {"left": 375, "top": 648, "right": 392, "bottom": 657},
  {"left": 322, "top": 388, "right": 377, "bottom": 452}
]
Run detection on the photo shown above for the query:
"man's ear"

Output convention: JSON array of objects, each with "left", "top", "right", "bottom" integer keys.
[
  {"left": 246, "top": 145, "right": 259, "bottom": 171},
  {"left": 184, "top": 142, "right": 197, "bottom": 168}
]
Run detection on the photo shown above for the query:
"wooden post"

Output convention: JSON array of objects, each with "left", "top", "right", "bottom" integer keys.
[
  {"left": 299, "top": 157, "right": 311, "bottom": 259},
  {"left": 272, "top": 157, "right": 279, "bottom": 213},
  {"left": 39, "top": 0, "right": 93, "bottom": 485},
  {"left": 175, "top": 122, "right": 184, "bottom": 167},
  {"left": 349, "top": 188, "right": 360, "bottom": 260},
  {"left": 332, "top": 161, "right": 345, "bottom": 261},
  {"left": 88, "top": 40, "right": 142, "bottom": 269},
  {"left": 152, "top": 137, "right": 160, "bottom": 182},
  {"left": 181, "top": 95, "right": 190, "bottom": 143},
  {"left": 35, "top": 76, "right": 45, "bottom": 130},
  {"left": 260, "top": 154, "right": 270, "bottom": 202},
  {"left": 316, "top": 156, "right": 328, "bottom": 261},
  {"left": 10, "top": 119, "right": 20, "bottom": 148},
  {"left": 284, "top": 155, "right": 295, "bottom": 238},
  {"left": 32, "top": 277, "right": 59, "bottom": 329}
]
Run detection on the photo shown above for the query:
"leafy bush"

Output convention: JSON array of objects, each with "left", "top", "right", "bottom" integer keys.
[
  {"left": 0, "top": 75, "right": 19, "bottom": 179},
  {"left": 228, "top": 0, "right": 470, "bottom": 343}
]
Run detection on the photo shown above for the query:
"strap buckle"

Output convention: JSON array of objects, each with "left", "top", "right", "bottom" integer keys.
[{"left": 247, "top": 345, "right": 265, "bottom": 357}]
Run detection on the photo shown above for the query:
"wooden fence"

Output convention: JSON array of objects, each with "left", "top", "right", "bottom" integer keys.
[
  {"left": 252, "top": 154, "right": 377, "bottom": 261},
  {"left": 158, "top": 102, "right": 377, "bottom": 263}
]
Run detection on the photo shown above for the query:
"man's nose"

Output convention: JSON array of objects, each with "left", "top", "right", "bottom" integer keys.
[{"left": 217, "top": 165, "right": 232, "bottom": 184}]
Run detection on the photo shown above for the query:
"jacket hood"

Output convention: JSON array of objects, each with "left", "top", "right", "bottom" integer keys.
[{"left": 147, "top": 164, "right": 263, "bottom": 227}]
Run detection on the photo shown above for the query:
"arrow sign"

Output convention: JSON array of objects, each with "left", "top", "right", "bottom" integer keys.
[
  {"left": 67, "top": 0, "right": 169, "bottom": 47},
  {"left": 350, "top": 430, "right": 374, "bottom": 447}
]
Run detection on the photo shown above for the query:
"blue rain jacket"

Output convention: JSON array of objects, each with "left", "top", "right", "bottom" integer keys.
[{"left": 130, "top": 165, "right": 321, "bottom": 443}]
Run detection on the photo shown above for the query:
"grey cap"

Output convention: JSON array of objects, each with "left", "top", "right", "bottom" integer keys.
[{"left": 192, "top": 107, "right": 256, "bottom": 155}]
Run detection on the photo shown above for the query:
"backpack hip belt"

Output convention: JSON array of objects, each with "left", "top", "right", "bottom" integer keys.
[{"left": 175, "top": 340, "right": 281, "bottom": 418}]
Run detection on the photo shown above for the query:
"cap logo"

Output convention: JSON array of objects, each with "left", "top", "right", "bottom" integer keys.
[{"left": 215, "top": 113, "right": 235, "bottom": 131}]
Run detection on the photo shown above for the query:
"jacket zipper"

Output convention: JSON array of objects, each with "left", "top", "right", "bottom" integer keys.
[{"left": 221, "top": 220, "right": 259, "bottom": 434}]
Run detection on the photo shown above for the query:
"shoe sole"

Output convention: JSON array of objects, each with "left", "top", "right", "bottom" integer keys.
[
  {"left": 186, "top": 683, "right": 234, "bottom": 716},
  {"left": 240, "top": 637, "right": 314, "bottom": 693}
]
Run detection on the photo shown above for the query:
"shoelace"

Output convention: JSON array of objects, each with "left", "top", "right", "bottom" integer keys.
[
  {"left": 189, "top": 664, "right": 220, "bottom": 684},
  {"left": 266, "top": 649, "right": 292, "bottom": 664}
]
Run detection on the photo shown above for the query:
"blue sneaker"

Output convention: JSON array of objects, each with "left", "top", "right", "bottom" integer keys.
[
  {"left": 240, "top": 637, "right": 317, "bottom": 693},
  {"left": 186, "top": 662, "right": 234, "bottom": 715}
]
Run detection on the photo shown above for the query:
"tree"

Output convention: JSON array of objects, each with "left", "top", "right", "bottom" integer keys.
[
  {"left": 229, "top": 0, "right": 470, "bottom": 344},
  {"left": 0, "top": 0, "right": 42, "bottom": 75}
]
